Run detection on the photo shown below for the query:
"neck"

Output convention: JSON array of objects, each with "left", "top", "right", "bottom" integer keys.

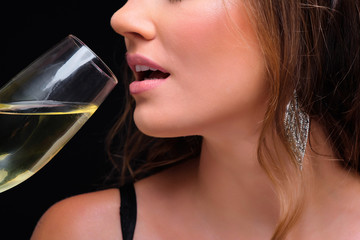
[
  {"left": 192, "top": 129, "right": 280, "bottom": 238},
  {"left": 288, "top": 121, "right": 360, "bottom": 238},
  {"left": 189, "top": 120, "right": 355, "bottom": 239}
]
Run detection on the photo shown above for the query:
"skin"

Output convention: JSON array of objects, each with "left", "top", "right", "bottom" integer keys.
[
  {"left": 31, "top": 0, "right": 360, "bottom": 239},
  {"left": 113, "top": 0, "right": 268, "bottom": 139}
]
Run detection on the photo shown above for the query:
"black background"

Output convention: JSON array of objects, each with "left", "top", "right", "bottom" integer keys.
[{"left": 0, "top": 1, "right": 127, "bottom": 238}]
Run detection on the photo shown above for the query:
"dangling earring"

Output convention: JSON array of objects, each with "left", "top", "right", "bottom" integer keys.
[{"left": 284, "top": 92, "right": 310, "bottom": 170}]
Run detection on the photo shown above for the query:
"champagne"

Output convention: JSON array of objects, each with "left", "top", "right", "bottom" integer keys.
[{"left": 0, "top": 100, "right": 97, "bottom": 192}]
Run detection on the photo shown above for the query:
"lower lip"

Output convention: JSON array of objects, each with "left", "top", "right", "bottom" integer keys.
[{"left": 129, "top": 79, "right": 167, "bottom": 94}]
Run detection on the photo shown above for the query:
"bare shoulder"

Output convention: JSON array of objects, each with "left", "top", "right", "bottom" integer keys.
[
  {"left": 31, "top": 160, "right": 198, "bottom": 240},
  {"left": 31, "top": 188, "right": 121, "bottom": 240}
]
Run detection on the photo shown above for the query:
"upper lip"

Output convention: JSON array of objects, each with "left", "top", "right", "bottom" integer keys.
[{"left": 126, "top": 53, "right": 169, "bottom": 80}]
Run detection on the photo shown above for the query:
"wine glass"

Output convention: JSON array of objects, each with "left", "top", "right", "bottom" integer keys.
[{"left": 0, "top": 35, "right": 118, "bottom": 193}]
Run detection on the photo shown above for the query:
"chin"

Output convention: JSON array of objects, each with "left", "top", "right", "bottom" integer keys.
[
  {"left": 135, "top": 122, "right": 181, "bottom": 138},
  {"left": 133, "top": 117, "right": 195, "bottom": 139},
  {"left": 132, "top": 105, "right": 205, "bottom": 138},
  {"left": 137, "top": 127, "right": 184, "bottom": 139}
]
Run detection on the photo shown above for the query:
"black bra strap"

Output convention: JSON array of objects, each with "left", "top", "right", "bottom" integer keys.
[{"left": 120, "top": 183, "right": 137, "bottom": 240}]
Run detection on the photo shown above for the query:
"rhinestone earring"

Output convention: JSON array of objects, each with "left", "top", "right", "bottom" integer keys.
[{"left": 284, "top": 93, "right": 310, "bottom": 170}]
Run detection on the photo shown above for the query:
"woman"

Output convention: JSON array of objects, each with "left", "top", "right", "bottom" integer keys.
[{"left": 31, "top": 0, "right": 360, "bottom": 239}]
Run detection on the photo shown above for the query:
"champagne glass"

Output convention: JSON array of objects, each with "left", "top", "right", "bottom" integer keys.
[{"left": 0, "top": 35, "right": 118, "bottom": 193}]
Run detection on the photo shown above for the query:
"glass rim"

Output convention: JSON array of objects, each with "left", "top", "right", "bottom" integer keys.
[{"left": 68, "top": 34, "right": 118, "bottom": 85}]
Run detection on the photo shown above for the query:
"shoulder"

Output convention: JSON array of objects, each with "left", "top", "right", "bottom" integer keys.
[{"left": 31, "top": 188, "right": 121, "bottom": 240}]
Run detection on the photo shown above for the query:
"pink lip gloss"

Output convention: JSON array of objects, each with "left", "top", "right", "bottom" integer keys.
[
  {"left": 126, "top": 53, "right": 170, "bottom": 94},
  {"left": 129, "top": 79, "right": 167, "bottom": 94}
]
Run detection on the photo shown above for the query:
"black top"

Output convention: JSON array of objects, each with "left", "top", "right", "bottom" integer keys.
[{"left": 120, "top": 183, "right": 137, "bottom": 240}]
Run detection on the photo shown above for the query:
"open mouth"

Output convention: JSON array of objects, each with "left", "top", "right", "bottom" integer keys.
[{"left": 135, "top": 65, "right": 170, "bottom": 81}]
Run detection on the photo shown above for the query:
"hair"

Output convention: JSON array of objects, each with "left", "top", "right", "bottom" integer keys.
[
  {"left": 106, "top": 0, "right": 360, "bottom": 239},
  {"left": 241, "top": 0, "right": 360, "bottom": 238}
]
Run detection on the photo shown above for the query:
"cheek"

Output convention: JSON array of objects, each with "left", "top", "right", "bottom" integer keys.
[
  {"left": 160, "top": 1, "right": 228, "bottom": 62},
  {"left": 164, "top": 1, "right": 265, "bottom": 86},
  {"left": 165, "top": 3, "right": 267, "bottom": 108}
]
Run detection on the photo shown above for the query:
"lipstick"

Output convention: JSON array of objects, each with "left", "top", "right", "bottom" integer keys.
[{"left": 126, "top": 54, "right": 170, "bottom": 94}]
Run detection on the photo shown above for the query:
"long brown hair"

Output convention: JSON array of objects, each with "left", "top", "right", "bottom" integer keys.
[
  {"left": 106, "top": 0, "right": 360, "bottom": 239},
  {"left": 242, "top": 0, "right": 360, "bottom": 238}
]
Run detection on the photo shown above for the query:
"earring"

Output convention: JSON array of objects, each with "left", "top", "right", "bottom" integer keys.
[{"left": 284, "top": 93, "right": 310, "bottom": 170}]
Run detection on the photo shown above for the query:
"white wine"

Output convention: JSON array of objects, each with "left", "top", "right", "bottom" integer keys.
[{"left": 0, "top": 100, "right": 97, "bottom": 192}]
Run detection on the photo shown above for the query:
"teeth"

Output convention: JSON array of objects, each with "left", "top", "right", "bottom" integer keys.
[{"left": 135, "top": 65, "right": 158, "bottom": 72}]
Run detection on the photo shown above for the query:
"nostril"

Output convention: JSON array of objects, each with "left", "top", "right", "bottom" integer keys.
[{"left": 126, "top": 32, "right": 146, "bottom": 40}]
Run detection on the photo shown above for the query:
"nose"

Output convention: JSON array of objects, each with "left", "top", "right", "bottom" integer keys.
[{"left": 111, "top": 1, "right": 156, "bottom": 41}]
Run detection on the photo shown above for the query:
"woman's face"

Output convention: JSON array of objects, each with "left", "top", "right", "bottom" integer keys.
[{"left": 111, "top": 0, "right": 268, "bottom": 138}]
